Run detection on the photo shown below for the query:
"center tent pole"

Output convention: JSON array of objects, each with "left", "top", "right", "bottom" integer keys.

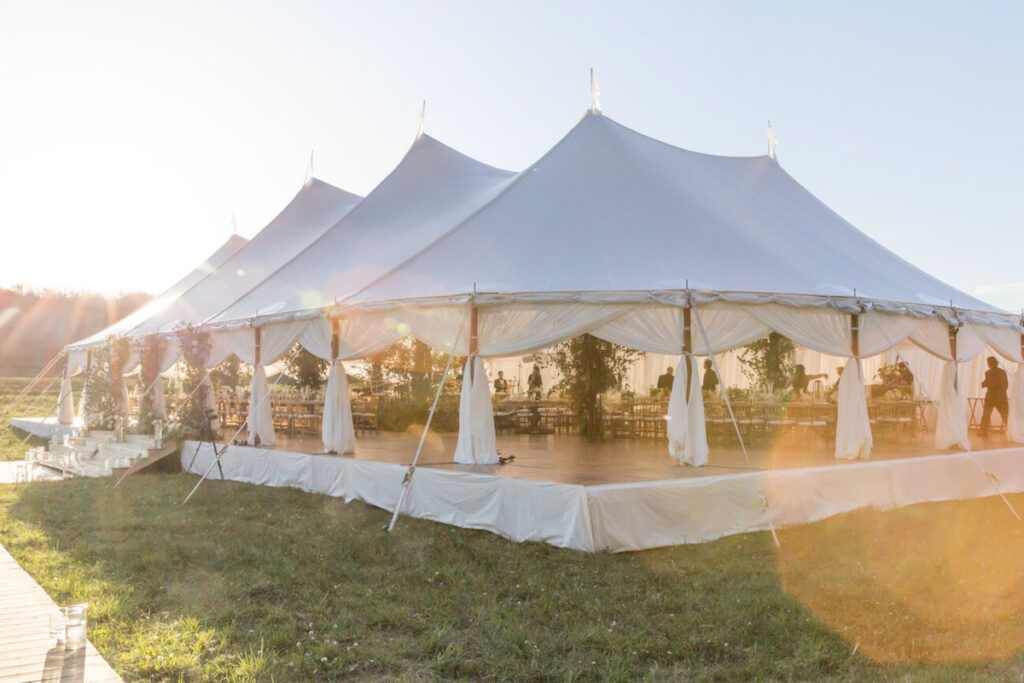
[{"left": 388, "top": 307, "right": 470, "bottom": 533}]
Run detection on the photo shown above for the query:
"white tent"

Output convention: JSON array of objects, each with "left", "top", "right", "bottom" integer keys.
[{"left": 126, "top": 178, "right": 362, "bottom": 336}]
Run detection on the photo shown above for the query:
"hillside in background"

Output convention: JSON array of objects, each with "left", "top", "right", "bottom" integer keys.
[{"left": 0, "top": 287, "right": 151, "bottom": 376}]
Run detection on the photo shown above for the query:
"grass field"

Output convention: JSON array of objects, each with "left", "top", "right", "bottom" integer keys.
[{"left": 3, "top": 377, "right": 1024, "bottom": 680}]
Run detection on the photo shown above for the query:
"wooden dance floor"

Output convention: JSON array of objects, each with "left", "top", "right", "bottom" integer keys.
[{"left": 231, "top": 427, "right": 1011, "bottom": 487}]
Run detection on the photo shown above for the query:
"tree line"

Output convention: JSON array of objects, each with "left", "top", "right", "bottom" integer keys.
[{"left": 0, "top": 287, "right": 151, "bottom": 376}]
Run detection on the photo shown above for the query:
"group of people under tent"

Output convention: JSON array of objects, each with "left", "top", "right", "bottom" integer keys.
[
  {"left": 651, "top": 355, "right": 1011, "bottom": 438},
  {"left": 493, "top": 364, "right": 545, "bottom": 400}
]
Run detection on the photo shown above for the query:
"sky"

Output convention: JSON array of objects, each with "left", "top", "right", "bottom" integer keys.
[{"left": 1, "top": 1, "right": 1022, "bottom": 311}]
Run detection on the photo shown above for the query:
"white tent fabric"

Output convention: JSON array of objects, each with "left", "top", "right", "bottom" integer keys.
[
  {"left": 206, "top": 136, "right": 515, "bottom": 327},
  {"left": 66, "top": 350, "right": 89, "bottom": 377},
  {"left": 666, "top": 357, "right": 707, "bottom": 466},
  {"left": 129, "top": 179, "right": 361, "bottom": 336},
  {"left": 65, "top": 234, "right": 248, "bottom": 350},
  {"left": 835, "top": 358, "right": 872, "bottom": 459},
  {"left": 935, "top": 361, "right": 970, "bottom": 450},
  {"left": 592, "top": 304, "right": 769, "bottom": 355},
  {"left": 346, "top": 112, "right": 1003, "bottom": 317},
  {"left": 322, "top": 361, "right": 355, "bottom": 454},
  {"left": 453, "top": 357, "right": 499, "bottom": 465},
  {"left": 248, "top": 366, "right": 274, "bottom": 445},
  {"left": 1010, "top": 365, "right": 1024, "bottom": 444},
  {"left": 57, "top": 369, "right": 74, "bottom": 425}
]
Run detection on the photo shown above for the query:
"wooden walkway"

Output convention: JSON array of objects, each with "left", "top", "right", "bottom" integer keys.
[{"left": 0, "top": 543, "right": 121, "bottom": 682}]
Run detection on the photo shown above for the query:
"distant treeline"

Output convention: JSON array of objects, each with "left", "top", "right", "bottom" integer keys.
[{"left": 0, "top": 287, "right": 151, "bottom": 376}]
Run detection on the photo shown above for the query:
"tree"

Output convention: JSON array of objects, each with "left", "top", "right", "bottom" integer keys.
[
  {"left": 550, "top": 334, "right": 642, "bottom": 442},
  {"left": 286, "top": 346, "right": 328, "bottom": 390},
  {"left": 739, "top": 332, "right": 795, "bottom": 392}
]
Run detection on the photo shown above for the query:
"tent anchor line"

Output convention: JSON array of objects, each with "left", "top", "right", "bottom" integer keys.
[
  {"left": 183, "top": 347, "right": 303, "bottom": 504},
  {"left": 388, "top": 311, "right": 468, "bottom": 533},
  {"left": 867, "top": 313, "right": 1022, "bottom": 523},
  {"left": 0, "top": 352, "right": 63, "bottom": 426}
]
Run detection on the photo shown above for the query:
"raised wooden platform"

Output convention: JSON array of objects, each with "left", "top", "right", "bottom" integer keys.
[{"left": 184, "top": 430, "right": 1024, "bottom": 552}]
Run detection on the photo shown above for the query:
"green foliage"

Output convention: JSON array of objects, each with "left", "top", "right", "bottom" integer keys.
[
  {"left": 285, "top": 345, "right": 328, "bottom": 390},
  {"left": 549, "top": 334, "right": 643, "bottom": 441},
  {"left": 739, "top": 332, "right": 796, "bottom": 392},
  {"left": 210, "top": 355, "right": 248, "bottom": 392},
  {"left": 359, "top": 339, "right": 457, "bottom": 404},
  {"left": 175, "top": 327, "right": 211, "bottom": 439}
]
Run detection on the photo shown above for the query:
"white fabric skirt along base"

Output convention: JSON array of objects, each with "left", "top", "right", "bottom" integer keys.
[{"left": 183, "top": 441, "right": 1024, "bottom": 553}]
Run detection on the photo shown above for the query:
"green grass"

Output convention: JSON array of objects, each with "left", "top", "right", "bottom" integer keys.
[{"left": 2, "top": 378, "right": 1024, "bottom": 680}]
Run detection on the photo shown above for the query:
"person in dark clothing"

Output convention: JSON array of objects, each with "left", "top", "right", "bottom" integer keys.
[
  {"left": 493, "top": 371, "right": 509, "bottom": 394},
  {"left": 791, "top": 364, "right": 828, "bottom": 396},
  {"left": 980, "top": 355, "right": 1009, "bottom": 437},
  {"left": 701, "top": 359, "right": 719, "bottom": 393},
  {"left": 656, "top": 366, "right": 674, "bottom": 392},
  {"left": 527, "top": 364, "right": 543, "bottom": 400}
]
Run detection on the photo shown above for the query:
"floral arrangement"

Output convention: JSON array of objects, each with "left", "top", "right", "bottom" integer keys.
[
  {"left": 136, "top": 335, "right": 166, "bottom": 434},
  {"left": 82, "top": 341, "right": 117, "bottom": 430}
]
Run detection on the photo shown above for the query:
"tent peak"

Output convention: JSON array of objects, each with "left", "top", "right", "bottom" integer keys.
[
  {"left": 415, "top": 100, "right": 427, "bottom": 141},
  {"left": 589, "top": 69, "right": 601, "bottom": 114}
]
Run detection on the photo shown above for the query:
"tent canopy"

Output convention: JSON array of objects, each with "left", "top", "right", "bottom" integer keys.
[
  {"left": 344, "top": 112, "right": 1002, "bottom": 317},
  {"left": 65, "top": 233, "right": 249, "bottom": 351},
  {"left": 127, "top": 178, "right": 362, "bottom": 336},
  {"left": 206, "top": 134, "right": 516, "bottom": 327}
]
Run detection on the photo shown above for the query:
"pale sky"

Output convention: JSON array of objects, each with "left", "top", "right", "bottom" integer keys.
[{"left": 1, "top": 1, "right": 1022, "bottom": 311}]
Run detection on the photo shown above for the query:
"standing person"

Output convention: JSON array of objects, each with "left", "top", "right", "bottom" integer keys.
[
  {"left": 528, "top": 364, "right": 543, "bottom": 400},
  {"left": 656, "top": 366, "right": 674, "bottom": 392},
  {"left": 493, "top": 370, "right": 509, "bottom": 394},
  {"left": 701, "top": 359, "right": 719, "bottom": 393},
  {"left": 791, "top": 364, "right": 828, "bottom": 397},
  {"left": 980, "top": 356, "right": 1009, "bottom": 437}
]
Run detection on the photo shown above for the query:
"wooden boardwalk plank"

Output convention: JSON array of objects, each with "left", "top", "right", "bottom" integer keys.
[{"left": 0, "top": 543, "right": 121, "bottom": 682}]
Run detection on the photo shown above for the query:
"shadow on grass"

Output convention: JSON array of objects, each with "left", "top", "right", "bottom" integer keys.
[{"left": 2, "top": 473, "right": 1024, "bottom": 680}]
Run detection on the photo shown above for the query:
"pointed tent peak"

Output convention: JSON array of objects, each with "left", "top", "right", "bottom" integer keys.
[
  {"left": 415, "top": 100, "right": 427, "bottom": 140},
  {"left": 304, "top": 149, "right": 315, "bottom": 186},
  {"left": 230, "top": 211, "right": 238, "bottom": 236},
  {"left": 767, "top": 121, "right": 778, "bottom": 160},
  {"left": 590, "top": 69, "right": 601, "bottom": 114}
]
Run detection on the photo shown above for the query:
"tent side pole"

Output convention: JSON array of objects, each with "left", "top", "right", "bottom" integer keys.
[{"left": 252, "top": 327, "right": 262, "bottom": 447}]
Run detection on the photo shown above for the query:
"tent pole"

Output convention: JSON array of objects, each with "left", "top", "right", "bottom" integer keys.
[
  {"left": 469, "top": 306, "right": 478, "bottom": 382},
  {"left": 682, "top": 304, "right": 692, "bottom": 401},
  {"left": 183, "top": 344, "right": 302, "bottom": 504},
  {"left": 388, "top": 309, "right": 469, "bottom": 532}
]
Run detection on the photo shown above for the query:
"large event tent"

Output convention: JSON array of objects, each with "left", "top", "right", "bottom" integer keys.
[{"left": 65, "top": 106, "right": 1024, "bottom": 473}]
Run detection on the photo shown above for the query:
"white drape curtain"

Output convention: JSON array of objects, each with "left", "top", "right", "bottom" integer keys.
[
  {"left": 478, "top": 303, "right": 630, "bottom": 356},
  {"left": 935, "top": 361, "right": 970, "bottom": 450},
  {"left": 453, "top": 357, "right": 499, "bottom": 465},
  {"left": 322, "top": 361, "right": 355, "bottom": 454},
  {"left": 57, "top": 368, "right": 74, "bottom": 425},
  {"left": 835, "top": 357, "right": 871, "bottom": 459},
  {"left": 204, "top": 333, "right": 233, "bottom": 369},
  {"left": 666, "top": 357, "right": 708, "bottom": 466},
  {"left": 910, "top": 318, "right": 986, "bottom": 361},
  {"left": 247, "top": 365, "right": 275, "bottom": 446},
  {"left": 1009, "top": 365, "right": 1024, "bottom": 444},
  {"left": 593, "top": 304, "right": 769, "bottom": 354},
  {"left": 66, "top": 350, "right": 89, "bottom": 377},
  {"left": 394, "top": 306, "right": 471, "bottom": 355},
  {"left": 970, "top": 323, "right": 1022, "bottom": 363}
]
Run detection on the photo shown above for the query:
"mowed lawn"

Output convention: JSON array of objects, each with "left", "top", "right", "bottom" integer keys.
[{"left": 2, "top": 379, "right": 1024, "bottom": 680}]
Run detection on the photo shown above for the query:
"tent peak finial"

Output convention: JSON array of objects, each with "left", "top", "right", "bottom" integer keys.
[
  {"left": 415, "top": 100, "right": 426, "bottom": 140},
  {"left": 231, "top": 211, "right": 238, "bottom": 236},
  {"left": 767, "top": 121, "right": 778, "bottom": 160},
  {"left": 304, "top": 149, "right": 314, "bottom": 185},
  {"left": 590, "top": 69, "right": 601, "bottom": 114}
]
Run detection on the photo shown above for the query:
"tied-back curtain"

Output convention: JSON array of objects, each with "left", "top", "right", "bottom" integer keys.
[
  {"left": 453, "top": 357, "right": 498, "bottom": 465},
  {"left": 118, "top": 377, "right": 130, "bottom": 417},
  {"left": 221, "top": 320, "right": 312, "bottom": 366},
  {"left": 859, "top": 312, "right": 920, "bottom": 357},
  {"left": 747, "top": 304, "right": 853, "bottom": 356},
  {"left": 666, "top": 357, "right": 708, "bottom": 466},
  {"left": 158, "top": 341, "right": 180, "bottom": 373},
  {"left": 478, "top": 304, "right": 630, "bottom": 356},
  {"left": 323, "top": 361, "right": 355, "bottom": 454},
  {"left": 203, "top": 333, "right": 233, "bottom": 370},
  {"left": 152, "top": 378, "right": 166, "bottom": 419},
  {"left": 1009, "top": 365, "right": 1024, "bottom": 444},
  {"left": 57, "top": 368, "right": 74, "bottom": 425},
  {"left": 393, "top": 305, "right": 471, "bottom": 355},
  {"left": 935, "top": 361, "right": 969, "bottom": 450},
  {"left": 593, "top": 304, "right": 769, "bottom": 355},
  {"left": 121, "top": 348, "right": 141, "bottom": 376},
  {"left": 970, "top": 323, "right": 1023, "bottom": 364},
  {"left": 248, "top": 365, "right": 275, "bottom": 446},
  {"left": 835, "top": 357, "right": 871, "bottom": 459}
]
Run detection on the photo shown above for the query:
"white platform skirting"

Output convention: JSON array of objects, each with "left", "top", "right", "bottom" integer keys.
[
  {"left": 9, "top": 416, "right": 82, "bottom": 441},
  {"left": 182, "top": 442, "right": 1024, "bottom": 553}
]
